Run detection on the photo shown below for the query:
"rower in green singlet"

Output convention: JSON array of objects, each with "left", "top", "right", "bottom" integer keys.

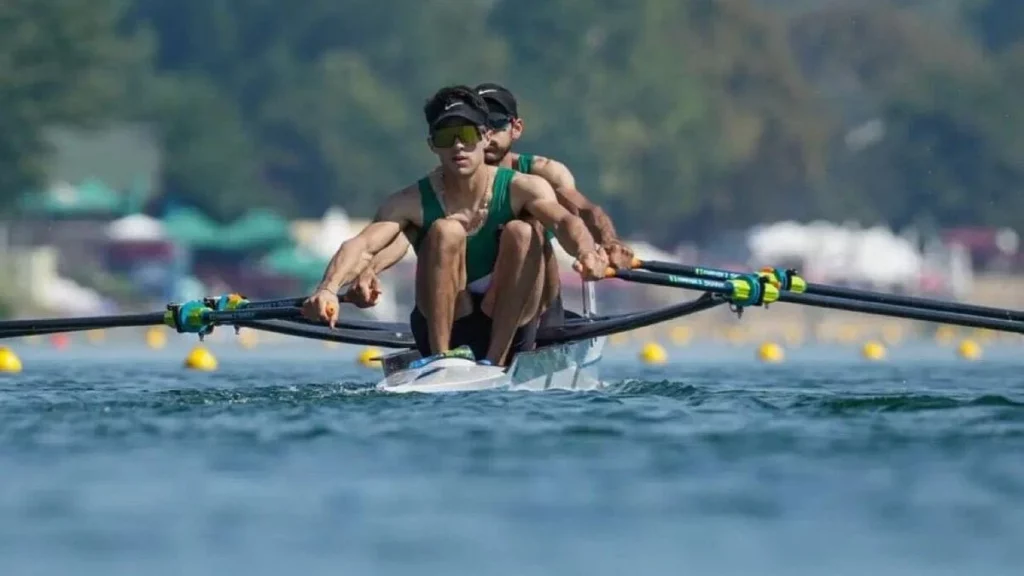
[
  {"left": 475, "top": 83, "right": 633, "bottom": 326},
  {"left": 345, "top": 83, "right": 635, "bottom": 328},
  {"left": 410, "top": 166, "right": 516, "bottom": 295},
  {"left": 302, "top": 85, "right": 608, "bottom": 367}
]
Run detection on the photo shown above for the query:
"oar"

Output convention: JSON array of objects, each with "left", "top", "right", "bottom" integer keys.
[
  {"left": 633, "top": 258, "right": 1024, "bottom": 323},
  {"left": 610, "top": 268, "right": 1024, "bottom": 334},
  {"left": 0, "top": 292, "right": 347, "bottom": 340},
  {"left": 607, "top": 268, "right": 781, "bottom": 307},
  {"left": 236, "top": 320, "right": 416, "bottom": 348},
  {"left": 0, "top": 305, "right": 308, "bottom": 340}
]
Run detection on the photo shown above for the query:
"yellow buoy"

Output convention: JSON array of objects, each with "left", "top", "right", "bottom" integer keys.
[
  {"left": 861, "top": 340, "right": 887, "bottom": 361},
  {"left": 956, "top": 339, "right": 982, "bottom": 361},
  {"left": 145, "top": 327, "right": 167, "bottom": 350},
  {"left": 358, "top": 347, "right": 383, "bottom": 368},
  {"left": 757, "top": 342, "right": 785, "bottom": 363},
  {"left": 0, "top": 346, "right": 23, "bottom": 373},
  {"left": 184, "top": 345, "right": 218, "bottom": 371},
  {"left": 638, "top": 341, "right": 667, "bottom": 364},
  {"left": 86, "top": 329, "right": 106, "bottom": 344}
]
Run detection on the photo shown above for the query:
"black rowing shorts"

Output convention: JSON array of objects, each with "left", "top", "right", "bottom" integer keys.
[{"left": 410, "top": 292, "right": 545, "bottom": 363}]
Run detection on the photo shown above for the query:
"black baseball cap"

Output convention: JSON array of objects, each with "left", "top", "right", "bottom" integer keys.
[
  {"left": 475, "top": 83, "right": 519, "bottom": 118},
  {"left": 427, "top": 97, "right": 489, "bottom": 130}
]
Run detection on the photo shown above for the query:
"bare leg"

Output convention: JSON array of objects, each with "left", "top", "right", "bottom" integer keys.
[
  {"left": 415, "top": 219, "right": 468, "bottom": 355},
  {"left": 520, "top": 216, "right": 560, "bottom": 318},
  {"left": 540, "top": 239, "right": 561, "bottom": 313},
  {"left": 481, "top": 220, "right": 545, "bottom": 365}
]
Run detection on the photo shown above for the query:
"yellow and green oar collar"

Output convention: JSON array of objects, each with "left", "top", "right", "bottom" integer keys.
[
  {"left": 164, "top": 293, "right": 252, "bottom": 338},
  {"left": 757, "top": 267, "right": 807, "bottom": 294}
]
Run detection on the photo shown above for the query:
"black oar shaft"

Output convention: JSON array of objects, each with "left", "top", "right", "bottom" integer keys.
[
  {"left": 621, "top": 265, "right": 1024, "bottom": 333},
  {"left": 612, "top": 269, "right": 736, "bottom": 294},
  {"left": 637, "top": 260, "right": 736, "bottom": 281},
  {"left": 636, "top": 259, "right": 1024, "bottom": 322},
  {"left": 201, "top": 307, "right": 302, "bottom": 323},
  {"left": 237, "top": 321, "right": 415, "bottom": 348},
  {"left": 0, "top": 312, "right": 167, "bottom": 334},
  {"left": 796, "top": 283, "right": 1023, "bottom": 322},
  {"left": 779, "top": 292, "right": 1024, "bottom": 334},
  {"left": 0, "top": 289, "right": 351, "bottom": 339}
]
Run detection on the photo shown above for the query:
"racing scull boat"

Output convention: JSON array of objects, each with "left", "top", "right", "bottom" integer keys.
[{"left": 373, "top": 281, "right": 606, "bottom": 393}]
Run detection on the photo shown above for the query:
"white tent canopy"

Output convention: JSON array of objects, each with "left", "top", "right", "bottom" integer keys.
[
  {"left": 106, "top": 213, "right": 166, "bottom": 241},
  {"left": 37, "top": 277, "right": 108, "bottom": 314},
  {"left": 309, "top": 206, "right": 354, "bottom": 259},
  {"left": 747, "top": 220, "right": 924, "bottom": 286}
]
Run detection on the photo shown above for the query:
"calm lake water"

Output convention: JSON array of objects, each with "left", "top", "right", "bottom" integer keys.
[{"left": 1, "top": 339, "right": 1022, "bottom": 576}]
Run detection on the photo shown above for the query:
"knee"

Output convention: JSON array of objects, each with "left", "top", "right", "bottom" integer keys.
[
  {"left": 500, "top": 219, "right": 541, "bottom": 250},
  {"left": 424, "top": 219, "right": 466, "bottom": 252}
]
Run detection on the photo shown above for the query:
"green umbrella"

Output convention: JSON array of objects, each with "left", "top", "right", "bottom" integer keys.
[{"left": 262, "top": 244, "right": 328, "bottom": 284}]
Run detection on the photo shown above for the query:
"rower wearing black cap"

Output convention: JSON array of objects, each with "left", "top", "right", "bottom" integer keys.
[
  {"left": 302, "top": 85, "right": 608, "bottom": 367},
  {"left": 473, "top": 82, "right": 635, "bottom": 327},
  {"left": 348, "top": 83, "right": 635, "bottom": 330}
]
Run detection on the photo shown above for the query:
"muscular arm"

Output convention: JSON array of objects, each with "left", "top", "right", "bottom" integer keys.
[
  {"left": 528, "top": 156, "right": 620, "bottom": 246},
  {"left": 364, "top": 226, "right": 412, "bottom": 275},
  {"left": 509, "top": 173, "right": 599, "bottom": 258},
  {"left": 314, "top": 188, "right": 416, "bottom": 293}
]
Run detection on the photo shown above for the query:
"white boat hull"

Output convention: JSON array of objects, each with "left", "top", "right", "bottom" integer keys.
[
  {"left": 374, "top": 336, "right": 605, "bottom": 394},
  {"left": 375, "top": 281, "right": 605, "bottom": 394},
  {"left": 375, "top": 357, "right": 509, "bottom": 393}
]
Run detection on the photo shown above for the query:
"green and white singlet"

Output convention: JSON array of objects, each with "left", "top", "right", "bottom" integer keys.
[{"left": 413, "top": 167, "right": 517, "bottom": 293}]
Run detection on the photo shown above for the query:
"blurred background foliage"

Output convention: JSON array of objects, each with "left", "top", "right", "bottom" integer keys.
[{"left": 2, "top": 0, "right": 1023, "bottom": 246}]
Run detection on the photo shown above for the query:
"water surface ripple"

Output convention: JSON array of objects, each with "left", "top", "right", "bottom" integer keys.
[{"left": 1, "top": 347, "right": 1022, "bottom": 575}]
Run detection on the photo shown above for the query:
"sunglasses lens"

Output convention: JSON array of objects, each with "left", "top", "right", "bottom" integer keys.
[{"left": 432, "top": 125, "right": 480, "bottom": 147}]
